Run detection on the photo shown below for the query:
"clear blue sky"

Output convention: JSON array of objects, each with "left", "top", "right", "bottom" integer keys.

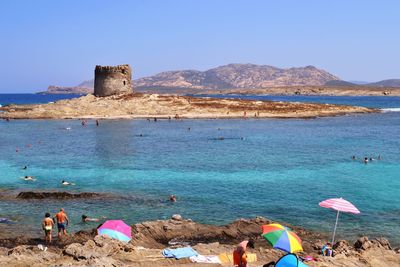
[{"left": 0, "top": 0, "right": 399, "bottom": 93}]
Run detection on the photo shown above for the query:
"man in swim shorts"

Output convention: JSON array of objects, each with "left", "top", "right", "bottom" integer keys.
[{"left": 54, "top": 208, "right": 69, "bottom": 239}]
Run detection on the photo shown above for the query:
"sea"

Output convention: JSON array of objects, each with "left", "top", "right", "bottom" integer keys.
[{"left": 0, "top": 93, "right": 399, "bottom": 245}]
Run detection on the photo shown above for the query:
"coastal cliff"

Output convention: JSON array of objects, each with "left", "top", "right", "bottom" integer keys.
[{"left": 0, "top": 93, "right": 375, "bottom": 119}]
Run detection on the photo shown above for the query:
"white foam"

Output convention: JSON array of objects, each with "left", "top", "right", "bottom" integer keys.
[{"left": 381, "top": 108, "right": 400, "bottom": 112}]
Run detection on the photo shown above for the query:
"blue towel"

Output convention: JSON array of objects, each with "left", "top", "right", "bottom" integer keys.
[{"left": 162, "top": 247, "right": 198, "bottom": 259}]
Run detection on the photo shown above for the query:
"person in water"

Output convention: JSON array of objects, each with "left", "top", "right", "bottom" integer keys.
[
  {"left": 364, "top": 157, "right": 369, "bottom": 164},
  {"left": 169, "top": 195, "right": 177, "bottom": 202},
  {"left": 22, "top": 166, "right": 27, "bottom": 170},
  {"left": 42, "top": 212, "right": 54, "bottom": 244},
  {"left": 54, "top": 208, "right": 69, "bottom": 239},
  {"left": 23, "top": 176, "right": 35, "bottom": 181},
  {"left": 61, "top": 180, "right": 75, "bottom": 185},
  {"left": 351, "top": 155, "right": 356, "bottom": 160},
  {"left": 81, "top": 215, "right": 100, "bottom": 222},
  {"left": 233, "top": 239, "right": 255, "bottom": 267}
]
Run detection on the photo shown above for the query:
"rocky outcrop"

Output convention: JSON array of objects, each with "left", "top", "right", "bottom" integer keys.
[
  {"left": 16, "top": 191, "right": 102, "bottom": 199},
  {"left": 0, "top": 217, "right": 399, "bottom": 266},
  {"left": 40, "top": 85, "right": 92, "bottom": 95},
  {"left": 0, "top": 93, "right": 375, "bottom": 120}
]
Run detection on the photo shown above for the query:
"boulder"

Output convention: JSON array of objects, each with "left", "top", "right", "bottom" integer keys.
[
  {"left": 354, "top": 236, "right": 371, "bottom": 250},
  {"left": 171, "top": 214, "right": 182, "bottom": 221},
  {"left": 63, "top": 235, "right": 131, "bottom": 261}
]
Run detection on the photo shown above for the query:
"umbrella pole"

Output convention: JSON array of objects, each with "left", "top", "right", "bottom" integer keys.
[{"left": 331, "top": 210, "right": 340, "bottom": 245}]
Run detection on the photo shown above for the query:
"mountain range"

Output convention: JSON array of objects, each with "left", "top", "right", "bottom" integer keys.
[{"left": 42, "top": 64, "right": 400, "bottom": 94}]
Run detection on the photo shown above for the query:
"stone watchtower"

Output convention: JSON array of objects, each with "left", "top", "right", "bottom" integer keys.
[{"left": 94, "top": 64, "right": 132, "bottom": 97}]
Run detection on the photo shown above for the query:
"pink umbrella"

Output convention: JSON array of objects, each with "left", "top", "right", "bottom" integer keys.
[
  {"left": 319, "top": 198, "right": 360, "bottom": 244},
  {"left": 97, "top": 220, "right": 132, "bottom": 242}
]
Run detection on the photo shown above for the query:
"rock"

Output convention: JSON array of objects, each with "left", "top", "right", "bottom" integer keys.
[
  {"left": 171, "top": 214, "right": 182, "bottom": 221},
  {"left": 63, "top": 235, "right": 132, "bottom": 261},
  {"left": 16, "top": 191, "right": 102, "bottom": 199},
  {"left": 334, "top": 240, "right": 351, "bottom": 255},
  {"left": 354, "top": 236, "right": 372, "bottom": 250},
  {"left": 371, "top": 238, "right": 392, "bottom": 250}
]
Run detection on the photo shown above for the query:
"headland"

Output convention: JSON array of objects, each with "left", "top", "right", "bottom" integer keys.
[{"left": 0, "top": 93, "right": 375, "bottom": 120}]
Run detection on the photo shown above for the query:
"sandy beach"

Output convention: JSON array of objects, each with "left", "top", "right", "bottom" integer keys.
[{"left": 0, "top": 93, "right": 375, "bottom": 120}]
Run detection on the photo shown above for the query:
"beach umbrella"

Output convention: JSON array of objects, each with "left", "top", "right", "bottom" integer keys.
[
  {"left": 97, "top": 220, "right": 132, "bottom": 242},
  {"left": 319, "top": 197, "right": 360, "bottom": 244},
  {"left": 261, "top": 223, "right": 303, "bottom": 253},
  {"left": 275, "top": 253, "right": 309, "bottom": 267}
]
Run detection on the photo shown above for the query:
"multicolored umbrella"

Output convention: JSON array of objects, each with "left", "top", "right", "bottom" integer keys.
[
  {"left": 97, "top": 220, "right": 132, "bottom": 242},
  {"left": 262, "top": 223, "right": 303, "bottom": 253},
  {"left": 275, "top": 253, "right": 309, "bottom": 267},
  {"left": 319, "top": 197, "right": 360, "bottom": 244}
]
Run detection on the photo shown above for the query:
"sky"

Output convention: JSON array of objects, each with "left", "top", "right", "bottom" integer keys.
[{"left": 0, "top": 0, "right": 399, "bottom": 93}]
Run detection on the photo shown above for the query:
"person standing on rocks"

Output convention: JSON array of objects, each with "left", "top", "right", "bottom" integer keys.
[
  {"left": 42, "top": 212, "right": 54, "bottom": 244},
  {"left": 54, "top": 208, "right": 69, "bottom": 239}
]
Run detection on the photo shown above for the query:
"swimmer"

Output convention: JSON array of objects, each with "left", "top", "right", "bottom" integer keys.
[
  {"left": 96, "top": 120, "right": 99, "bottom": 126},
  {"left": 22, "top": 166, "right": 27, "bottom": 170},
  {"left": 61, "top": 180, "right": 75, "bottom": 186},
  {"left": 364, "top": 157, "right": 369, "bottom": 164},
  {"left": 81, "top": 214, "right": 100, "bottom": 222},
  {"left": 65, "top": 127, "right": 71, "bottom": 131},
  {"left": 369, "top": 157, "right": 375, "bottom": 161},
  {"left": 23, "top": 176, "right": 36, "bottom": 181},
  {"left": 351, "top": 155, "right": 356, "bottom": 160},
  {"left": 169, "top": 195, "right": 177, "bottom": 202}
]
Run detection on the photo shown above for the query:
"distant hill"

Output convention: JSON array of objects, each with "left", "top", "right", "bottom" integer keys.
[
  {"left": 134, "top": 64, "right": 340, "bottom": 89},
  {"left": 40, "top": 64, "right": 400, "bottom": 95},
  {"left": 366, "top": 79, "right": 400, "bottom": 87}
]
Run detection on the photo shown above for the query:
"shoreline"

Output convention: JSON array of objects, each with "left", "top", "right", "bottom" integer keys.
[
  {"left": 0, "top": 93, "right": 376, "bottom": 120},
  {"left": 0, "top": 216, "right": 398, "bottom": 266}
]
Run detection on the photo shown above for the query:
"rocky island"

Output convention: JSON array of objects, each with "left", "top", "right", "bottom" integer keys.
[
  {"left": 0, "top": 92, "right": 374, "bottom": 120},
  {"left": 0, "top": 64, "right": 375, "bottom": 120},
  {"left": 40, "top": 64, "right": 400, "bottom": 96}
]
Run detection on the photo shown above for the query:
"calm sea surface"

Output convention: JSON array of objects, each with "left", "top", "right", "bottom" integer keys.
[{"left": 0, "top": 94, "right": 399, "bottom": 244}]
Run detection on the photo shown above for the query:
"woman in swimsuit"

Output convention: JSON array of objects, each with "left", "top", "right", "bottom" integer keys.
[{"left": 42, "top": 212, "right": 54, "bottom": 244}]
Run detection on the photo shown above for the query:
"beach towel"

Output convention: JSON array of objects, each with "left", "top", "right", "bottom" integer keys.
[
  {"left": 162, "top": 247, "right": 198, "bottom": 259},
  {"left": 218, "top": 252, "right": 257, "bottom": 263},
  {"left": 189, "top": 255, "right": 221, "bottom": 263}
]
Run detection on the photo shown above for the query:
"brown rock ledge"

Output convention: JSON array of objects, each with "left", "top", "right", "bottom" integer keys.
[
  {"left": 0, "top": 93, "right": 376, "bottom": 120},
  {"left": 0, "top": 217, "right": 398, "bottom": 266}
]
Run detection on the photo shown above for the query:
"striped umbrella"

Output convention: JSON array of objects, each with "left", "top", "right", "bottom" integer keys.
[
  {"left": 262, "top": 223, "right": 303, "bottom": 253},
  {"left": 319, "top": 198, "right": 360, "bottom": 244},
  {"left": 97, "top": 220, "right": 132, "bottom": 242}
]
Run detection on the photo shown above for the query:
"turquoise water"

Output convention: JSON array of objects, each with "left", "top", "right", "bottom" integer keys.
[{"left": 0, "top": 95, "right": 400, "bottom": 245}]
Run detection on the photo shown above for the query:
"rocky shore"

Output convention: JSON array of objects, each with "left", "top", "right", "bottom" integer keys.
[
  {"left": 0, "top": 216, "right": 398, "bottom": 266},
  {"left": 0, "top": 93, "right": 375, "bottom": 120}
]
